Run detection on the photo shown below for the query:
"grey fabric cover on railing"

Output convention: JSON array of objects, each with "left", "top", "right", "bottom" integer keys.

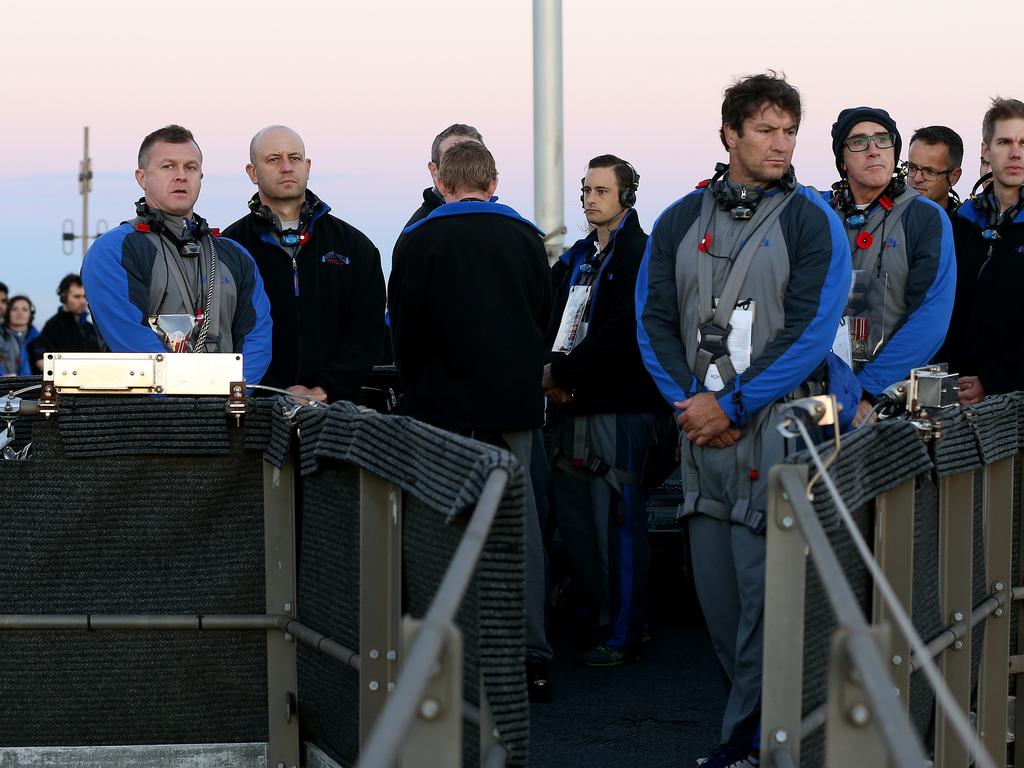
[
  {"left": 286, "top": 403, "right": 530, "bottom": 768},
  {"left": 782, "top": 395, "right": 1024, "bottom": 766},
  {"left": 0, "top": 395, "right": 272, "bottom": 746}
]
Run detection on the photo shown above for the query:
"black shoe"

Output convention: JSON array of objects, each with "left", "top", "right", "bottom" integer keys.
[
  {"left": 526, "top": 662, "right": 552, "bottom": 704},
  {"left": 576, "top": 644, "right": 641, "bottom": 667}
]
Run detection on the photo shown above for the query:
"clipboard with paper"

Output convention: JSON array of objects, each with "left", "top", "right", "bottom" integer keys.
[
  {"left": 551, "top": 284, "right": 592, "bottom": 353},
  {"left": 699, "top": 300, "right": 754, "bottom": 391}
]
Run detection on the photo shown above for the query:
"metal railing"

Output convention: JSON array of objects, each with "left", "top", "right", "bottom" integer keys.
[
  {"left": 358, "top": 468, "right": 510, "bottom": 768},
  {"left": 0, "top": 390, "right": 526, "bottom": 768},
  {"left": 763, "top": 396, "right": 1020, "bottom": 767}
]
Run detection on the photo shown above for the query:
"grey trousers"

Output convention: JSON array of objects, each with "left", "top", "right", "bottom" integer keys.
[
  {"left": 501, "top": 429, "right": 553, "bottom": 664},
  {"left": 688, "top": 514, "right": 765, "bottom": 749}
]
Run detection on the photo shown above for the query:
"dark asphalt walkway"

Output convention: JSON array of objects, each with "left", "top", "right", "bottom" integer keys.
[{"left": 529, "top": 533, "right": 727, "bottom": 768}]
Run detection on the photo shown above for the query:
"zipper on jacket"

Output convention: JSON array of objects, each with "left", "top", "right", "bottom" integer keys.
[{"left": 291, "top": 253, "right": 300, "bottom": 297}]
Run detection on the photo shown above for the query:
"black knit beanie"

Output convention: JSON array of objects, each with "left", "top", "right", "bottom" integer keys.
[{"left": 831, "top": 106, "right": 901, "bottom": 175}]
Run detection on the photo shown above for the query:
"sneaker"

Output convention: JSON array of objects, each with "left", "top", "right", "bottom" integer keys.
[
  {"left": 526, "top": 662, "right": 552, "bottom": 704},
  {"left": 577, "top": 644, "right": 638, "bottom": 667},
  {"left": 695, "top": 744, "right": 759, "bottom": 768}
]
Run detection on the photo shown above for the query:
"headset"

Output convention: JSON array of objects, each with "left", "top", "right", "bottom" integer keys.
[
  {"left": 580, "top": 160, "right": 640, "bottom": 210},
  {"left": 6, "top": 295, "right": 36, "bottom": 326},
  {"left": 707, "top": 162, "right": 796, "bottom": 220},
  {"left": 57, "top": 274, "right": 82, "bottom": 305},
  {"left": 248, "top": 191, "right": 319, "bottom": 246},
  {"left": 965, "top": 172, "right": 1024, "bottom": 240},
  {"left": 135, "top": 198, "right": 210, "bottom": 257},
  {"left": 831, "top": 172, "right": 907, "bottom": 229}
]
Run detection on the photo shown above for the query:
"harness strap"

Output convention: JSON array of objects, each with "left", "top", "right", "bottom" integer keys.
[{"left": 693, "top": 189, "right": 797, "bottom": 387}]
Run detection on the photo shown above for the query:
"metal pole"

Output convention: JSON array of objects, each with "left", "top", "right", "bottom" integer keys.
[
  {"left": 533, "top": 0, "right": 565, "bottom": 264},
  {"left": 80, "top": 126, "right": 92, "bottom": 259}
]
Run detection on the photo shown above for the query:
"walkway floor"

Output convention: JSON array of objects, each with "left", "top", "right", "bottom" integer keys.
[{"left": 529, "top": 533, "right": 727, "bottom": 768}]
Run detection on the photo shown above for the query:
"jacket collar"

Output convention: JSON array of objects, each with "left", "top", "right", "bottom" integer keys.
[{"left": 559, "top": 208, "right": 640, "bottom": 266}]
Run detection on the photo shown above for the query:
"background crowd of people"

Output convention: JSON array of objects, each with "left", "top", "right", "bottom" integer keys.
[{"left": 4, "top": 76, "right": 1024, "bottom": 768}]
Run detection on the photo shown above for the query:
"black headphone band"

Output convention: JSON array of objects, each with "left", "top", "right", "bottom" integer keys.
[
  {"left": 707, "top": 162, "right": 795, "bottom": 218},
  {"left": 247, "top": 192, "right": 320, "bottom": 229},
  {"left": 134, "top": 198, "right": 210, "bottom": 259},
  {"left": 832, "top": 174, "right": 906, "bottom": 220}
]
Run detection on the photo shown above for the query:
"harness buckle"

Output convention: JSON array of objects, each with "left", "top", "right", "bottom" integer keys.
[{"left": 697, "top": 320, "right": 732, "bottom": 359}]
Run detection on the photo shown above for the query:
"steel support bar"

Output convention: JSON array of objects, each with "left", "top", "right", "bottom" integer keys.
[
  {"left": 399, "top": 618, "right": 463, "bottom": 768},
  {"left": 904, "top": 591, "right": 1005, "bottom": 673},
  {"left": 359, "top": 470, "right": 404, "bottom": 750},
  {"left": 478, "top": 679, "right": 500, "bottom": 762},
  {"left": 1016, "top": 454, "right": 1024, "bottom": 751},
  {"left": 826, "top": 628, "right": 889, "bottom": 768},
  {"left": 532, "top": 0, "right": 565, "bottom": 263},
  {"left": 761, "top": 464, "right": 809, "bottom": 765},
  {"left": 872, "top": 479, "right": 916, "bottom": 708},
  {"left": 0, "top": 614, "right": 283, "bottom": 630},
  {"left": 768, "top": 747, "right": 797, "bottom": 768},
  {"left": 978, "top": 456, "right": 1013, "bottom": 766},
  {"left": 264, "top": 457, "right": 300, "bottom": 768},
  {"left": 358, "top": 469, "right": 509, "bottom": 768},
  {"left": 483, "top": 743, "right": 510, "bottom": 768},
  {"left": 909, "top": 622, "right": 969, "bottom": 672},
  {"left": 778, "top": 468, "right": 929, "bottom": 767},
  {"left": 936, "top": 471, "right": 975, "bottom": 768},
  {"left": 284, "top": 619, "right": 360, "bottom": 670}
]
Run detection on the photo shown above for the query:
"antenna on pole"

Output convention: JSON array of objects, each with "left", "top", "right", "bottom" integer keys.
[
  {"left": 62, "top": 126, "right": 107, "bottom": 260},
  {"left": 533, "top": 0, "right": 566, "bottom": 265}
]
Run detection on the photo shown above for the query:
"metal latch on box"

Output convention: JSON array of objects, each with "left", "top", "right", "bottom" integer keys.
[{"left": 40, "top": 352, "right": 247, "bottom": 422}]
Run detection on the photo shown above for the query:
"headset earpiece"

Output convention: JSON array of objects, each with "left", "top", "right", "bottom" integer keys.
[
  {"left": 135, "top": 198, "right": 165, "bottom": 233},
  {"left": 619, "top": 161, "right": 639, "bottom": 208}
]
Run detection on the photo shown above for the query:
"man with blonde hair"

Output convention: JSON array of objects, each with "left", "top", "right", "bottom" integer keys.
[{"left": 389, "top": 140, "right": 555, "bottom": 701}]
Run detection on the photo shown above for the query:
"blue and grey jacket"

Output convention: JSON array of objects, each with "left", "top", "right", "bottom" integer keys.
[
  {"left": 81, "top": 215, "right": 273, "bottom": 384},
  {"left": 826, "top": 185, "right": 955, "bottom": 396},
  {"left": 636, "top": 182, "right": 850, "bottom": 426}
]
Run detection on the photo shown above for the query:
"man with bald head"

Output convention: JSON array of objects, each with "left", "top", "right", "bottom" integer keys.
[{"left": 224, "top": 125, "right": 386, "bottom": 403}]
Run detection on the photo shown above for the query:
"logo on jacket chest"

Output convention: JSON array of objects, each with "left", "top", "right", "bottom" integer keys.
[{"left": 321, "top": 251, "right": 350, "bottom": 266}]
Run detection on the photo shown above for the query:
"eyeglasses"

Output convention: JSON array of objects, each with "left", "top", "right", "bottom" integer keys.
[
  {"left": 906, "top": 161, "right": 955, "bottom": 181},
  {"left": 844, "top": 132, "right": 896, "bottom": 152}
]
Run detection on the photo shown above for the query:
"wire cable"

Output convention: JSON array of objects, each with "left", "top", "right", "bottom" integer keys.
[{"left": 3, "top": 383, "right": 42, "bottom": 400}]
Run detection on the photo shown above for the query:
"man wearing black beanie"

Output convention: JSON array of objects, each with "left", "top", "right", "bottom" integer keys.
[{"left": 826, "top": 106, "right": 956, "bottom": 425}]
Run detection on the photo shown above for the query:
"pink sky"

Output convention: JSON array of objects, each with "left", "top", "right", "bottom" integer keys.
[{"left": 0, "top": 1, "right": 1013, "bottom": 317}]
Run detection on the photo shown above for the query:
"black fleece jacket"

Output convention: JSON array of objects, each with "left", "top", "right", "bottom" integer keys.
[
  {"left": 404, "top": 187, "right": 444, "bottom": 228},
  {"left": 222, "top": 191, "right": 386, "bottom": 403},
  {"left": 940, "top": 195, "right": 1024, "bottom": 394},
  {"left": 29, "top": 308, "right": 101, "bottom": 363},
  {"left": 546, "top": 210, "right": 666, "bottom": 415},
  {"left": 389, "top": 201, "right": 551, "bottom": 432}
]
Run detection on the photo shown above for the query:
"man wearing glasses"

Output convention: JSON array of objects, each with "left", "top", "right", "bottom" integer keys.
[
  {"left": 827, "top": 107, "right": 955, "bottom": 427},
  {"left": 942, "top": 98, "right": 1024, "bottom": 405},
  {"left": 907, "top": 125, "right": 964, "bottom": 216}
]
